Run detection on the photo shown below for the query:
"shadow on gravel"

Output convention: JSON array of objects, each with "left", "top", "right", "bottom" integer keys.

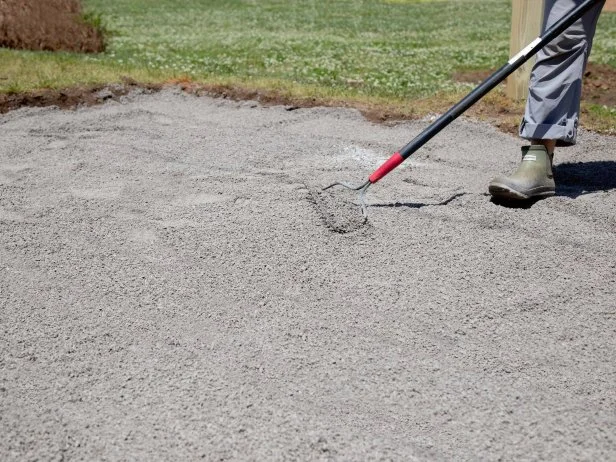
[
  {"left": 490, "top": 161, "right": 616, "bottom": 208},
  {"left": 554, "top": 161, "right": 616, "bottom": 198},
  {"left": 490, "top": 197, "right": 541, "bottom": 209},
  {"left": 371, "top": 192, "right": 466, "bottom": 210}
]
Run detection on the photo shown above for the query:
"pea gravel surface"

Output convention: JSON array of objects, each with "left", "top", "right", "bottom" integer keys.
[{"left": 1, "top": 90, "right": 615, "bottom": 461}]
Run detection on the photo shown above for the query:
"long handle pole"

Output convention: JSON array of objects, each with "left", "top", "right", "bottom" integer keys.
[{"left": 368, "top": 0, "right": 603, "bottom": 184}]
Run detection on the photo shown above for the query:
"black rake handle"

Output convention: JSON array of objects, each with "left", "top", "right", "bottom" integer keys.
[{"left": 367, "top": 0, "right": 604, "bottom": 185}]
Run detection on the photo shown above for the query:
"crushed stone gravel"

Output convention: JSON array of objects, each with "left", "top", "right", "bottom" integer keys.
[{"left": 1, "top": 90, "right": 615, "bottom": 460}]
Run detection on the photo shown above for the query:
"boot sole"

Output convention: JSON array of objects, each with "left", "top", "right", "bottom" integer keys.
[{"left": 489, "top": 183, "right": 555, "bottom": 201}]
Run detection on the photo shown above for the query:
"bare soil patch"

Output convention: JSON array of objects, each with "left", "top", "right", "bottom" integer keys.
[
  {"left": 583, "top": 62, "right": 616, "bottom": 106},
  {"left": 0, "top": 79, "right": 161, "bottom": 114},
  {"left": 453, "top": 62, "right": 616, "bottom": 134},
  {"left": 453, "top": 63, "right": 616, "bottom": 108},
  {"left": 0, "top": 79, "right": 385, "bottom": 119},
  {"left": 0, "top": 0, "right": 105, "bottom": 53}
]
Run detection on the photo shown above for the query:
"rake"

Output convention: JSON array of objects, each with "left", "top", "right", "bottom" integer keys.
[{"left": 324, "top": 0, "right": 603, "bottom": 216}]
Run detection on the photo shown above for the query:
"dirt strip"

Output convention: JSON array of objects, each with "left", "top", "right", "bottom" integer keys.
[
  {"left": 1, "top": 91, "right": 614, "bottom": 460},
  {"left": 2, "top": 61, "right": 614, "bottom": 137}
]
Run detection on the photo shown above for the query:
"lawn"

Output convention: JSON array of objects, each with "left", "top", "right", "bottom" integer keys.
[{"left": 1, "top": 0, "right": 615, "bottom": 125}]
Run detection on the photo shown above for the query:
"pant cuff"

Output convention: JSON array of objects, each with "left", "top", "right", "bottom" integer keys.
[{"left": 519, "top": 117, "right": 578, "bottom": 147}]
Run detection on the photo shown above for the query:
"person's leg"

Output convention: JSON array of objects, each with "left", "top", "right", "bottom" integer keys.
[
  {"left": 489, "top": 0, "right": 605, "bottom": 200},
  {"left": 522, "top": 0, "right": 605, "bottom": 147},
  {"left": 531, "top": 139, "right": 557, "bottom": 153}
]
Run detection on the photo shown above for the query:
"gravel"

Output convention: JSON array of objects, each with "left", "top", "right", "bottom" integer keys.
[{"left": 1, "top": 90, "right": 614, "bottom": 460}]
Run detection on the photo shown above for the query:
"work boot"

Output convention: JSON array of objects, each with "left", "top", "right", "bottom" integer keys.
[{"left": 489, "top": 145, "right": 555, "bottom": 200}]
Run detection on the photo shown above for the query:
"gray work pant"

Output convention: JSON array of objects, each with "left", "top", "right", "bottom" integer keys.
[{"left": 520, "top": 0, "right": 605, "bottom": 146}]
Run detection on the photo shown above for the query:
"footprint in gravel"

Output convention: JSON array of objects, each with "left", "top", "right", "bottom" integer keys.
[{"left": 305, "top": 182, "right": 368, "bottom": 234}]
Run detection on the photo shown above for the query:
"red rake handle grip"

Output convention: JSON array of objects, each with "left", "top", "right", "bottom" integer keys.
[{"left": 369, "top": 152, "right": 404, "bottom": 183}]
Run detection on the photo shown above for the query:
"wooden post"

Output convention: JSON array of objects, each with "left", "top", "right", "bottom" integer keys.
[{"left": 506, "top": 0, "right": 544, "bottom": 101}]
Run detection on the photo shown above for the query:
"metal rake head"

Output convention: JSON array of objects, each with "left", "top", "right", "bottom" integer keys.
[{"left": 322, "top": 180, "right": 372, "bottom": 218}]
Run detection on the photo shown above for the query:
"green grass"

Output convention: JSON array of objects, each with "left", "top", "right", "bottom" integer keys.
[
  {"left": 91, "top": 0, "right": 514, "bottom": 98},
  {"left": 1, "top": 0, "right": 615, "bottom": 120}
]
